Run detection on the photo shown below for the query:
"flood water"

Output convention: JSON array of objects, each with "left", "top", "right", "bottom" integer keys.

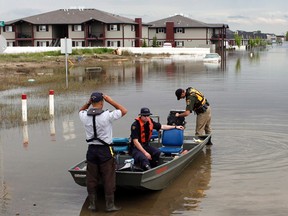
[{"left": 1, "top": 43, "right": 288, "bottom": 216}]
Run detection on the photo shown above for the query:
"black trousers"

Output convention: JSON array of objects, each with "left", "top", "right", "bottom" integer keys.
[{"left": 86, "top": 145, "right": 116, "bottom": 196}]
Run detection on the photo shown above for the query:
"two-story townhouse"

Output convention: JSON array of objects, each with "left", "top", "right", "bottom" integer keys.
[
  {"left": 0, "top": 8, "right": 149, "bottom": 48},
  {"left": 148, "top": 14, "right": 229, "bottom": 49}
]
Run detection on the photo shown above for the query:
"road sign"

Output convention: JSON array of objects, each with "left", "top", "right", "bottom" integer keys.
[{"left": 0, "top": 21, "right": 5, "bottom": 27}]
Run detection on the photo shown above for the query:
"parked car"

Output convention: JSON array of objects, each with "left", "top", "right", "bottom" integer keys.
[
  {"left": 203, "top": 53, "right": 221, "bottom": 63},
  {"left": 162, "top": 42, "right": 172, "bottom": 48}
]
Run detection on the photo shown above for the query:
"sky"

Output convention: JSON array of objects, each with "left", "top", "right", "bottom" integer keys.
[{"left": 1, "top": 0, "right": 287, "bottom": 35}]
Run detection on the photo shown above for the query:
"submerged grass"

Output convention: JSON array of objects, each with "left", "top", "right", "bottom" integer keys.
[
  {"left": 0, "top": 48, "right": 131, "bottom": 129},
  {"left": 0, "top": 66, "right": 110, "bottom": 129}
]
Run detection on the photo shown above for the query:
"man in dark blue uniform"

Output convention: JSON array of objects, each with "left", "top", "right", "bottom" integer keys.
[{"left": 130, "top": 107, "right": 184, "bottom": 170}]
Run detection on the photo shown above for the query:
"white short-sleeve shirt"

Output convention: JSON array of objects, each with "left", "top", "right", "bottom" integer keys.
[{"left": 79, "top": 109, "right": 122, "bottom": 145}]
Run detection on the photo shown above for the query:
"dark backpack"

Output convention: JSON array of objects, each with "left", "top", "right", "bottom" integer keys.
[{"left": 167, "top": 110, "right": 186, "bottom": 126}]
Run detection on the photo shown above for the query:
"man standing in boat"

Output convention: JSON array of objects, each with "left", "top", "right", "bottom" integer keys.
[
  {"left": 175, "top": 87, "right": 213, "bottom": 145},
  {"left": 130, "top": 107, "right": 184, "bottom": 170},
  {"left": 79, "top": 92, "right": 127, "bottom": 212}
]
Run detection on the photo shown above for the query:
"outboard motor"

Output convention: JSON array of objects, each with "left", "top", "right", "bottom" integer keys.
[{"left": 167, "top": 110, "right": 186, "bottom": 127}]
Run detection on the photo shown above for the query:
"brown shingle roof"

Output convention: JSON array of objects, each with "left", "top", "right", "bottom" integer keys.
[
  {"left": 6, "top": 8, "right": 137, "bottom": 25},
  {"left": 148, "top": 14, "right": 228, "bottom": 28}
]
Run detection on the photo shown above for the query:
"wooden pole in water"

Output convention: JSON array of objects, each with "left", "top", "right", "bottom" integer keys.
[
  {"left": 21, "top": 94, "right": 27, "bottom": 122},
  {"left": 49, "top": 90, "right": 54, "bottom": 116},
  {"left": 49, "top": 90, "right": 56, "bottom": 139},
  {"left": 21, "top": 94, "right": 29, "bottom": 145}
]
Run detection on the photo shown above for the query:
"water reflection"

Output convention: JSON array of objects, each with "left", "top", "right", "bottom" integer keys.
[
  {"left": 49, "top": 117, "right": 56, "bottom": 141},
  {"left": 78, "top": 149, "right": 211, "bottom": 216},
  {"left": 22, "top": 123, "right": 29, "bottom": 148},
  {"left": 62, "top": 120, "right": 76, "bottom": 141}
]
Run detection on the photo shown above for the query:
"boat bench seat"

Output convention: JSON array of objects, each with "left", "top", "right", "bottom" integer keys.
[
  {"left": 159, "top": 129, "right": 184, "bottom": 155},
  {"left": 112, "top": 137, "right": 130, "bottom": 154},
  {"left": 151, "top": 129, "right": 160, "bottom": 140}
]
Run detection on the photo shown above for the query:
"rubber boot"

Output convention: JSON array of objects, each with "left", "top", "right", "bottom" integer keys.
[
  {"left": 105, "top": 195, "right": 121, "bottom": 212},
  {"left": 88, "top": 194, "right": 97, "bottom": 211}
]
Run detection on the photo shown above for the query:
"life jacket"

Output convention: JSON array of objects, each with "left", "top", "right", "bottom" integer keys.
[
  {"left": 135, "top": 117, "right": 154, "bottom": 144},
  {"left": 186, "top": 87, "right": 206, "bottom": 110}
]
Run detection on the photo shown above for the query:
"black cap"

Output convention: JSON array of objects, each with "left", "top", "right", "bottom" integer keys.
[
  {"left": 175, "top": 88, "right": 183, "bottom": 100},
  {"left": 90, "top": 92, "right": 103, "bottom": 103},
  {"left": 139, "top": 107, "right": 152, "bottom": 116}
]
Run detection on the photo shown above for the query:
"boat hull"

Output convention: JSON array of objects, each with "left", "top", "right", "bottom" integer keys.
[{"left": 68, "top": 134, "right": 211, "bottom": 190}]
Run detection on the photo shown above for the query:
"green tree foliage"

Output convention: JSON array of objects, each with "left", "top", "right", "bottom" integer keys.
[
  {"left": 152, "top": 36, "right": 158, "bottom": 47},
  {"left": 234, "top": 33, "right": 242, "bottom": 48},
  {"left": 142, "top": 39, "right": 147, "bottom": 47}
]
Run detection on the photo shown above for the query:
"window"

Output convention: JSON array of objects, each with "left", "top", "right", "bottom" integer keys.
[
  {"left": 4, "top": 26, "right": 13, "bottom": 32},
  {"left": 38, "top": 25, "right": 48, "bottom": 32},
  {"left": 37, "top": 41, "right": 49, "bottom": 47},
  {"left": 107, "top": 41, "right": 120, "bottom": 47},
  {"left": 72, "top": 41, "right": 84, "bottom": 47},
  {"left": 157, "top": 41, "right": 164, "bottom": 47},
  {"left": 176, "top": 41, "right": 184, "bottom": 47},
  {"left": 108, "top": 24, "right": 119, "bottom": 31},
  {"left": 156, "top": 28, "right": 166, "bottom": 33},
  {"left": 131, "top": 25, "right": 135, "bottom": 32},
  {"left": 175, "top": 28, "right": 185, "bottom": 33},
  {"left": 7, "top": 41, "right": 14, "bottom": 47},
  {"left": 73, "top": 25, "right": 82, "bottom": 31}
]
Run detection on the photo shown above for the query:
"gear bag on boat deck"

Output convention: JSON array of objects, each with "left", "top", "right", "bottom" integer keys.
[{"left": 167, "top": 110, "right": 186, "bottom": 126}]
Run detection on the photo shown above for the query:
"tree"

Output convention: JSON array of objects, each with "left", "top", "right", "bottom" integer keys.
[
  {"left": 142, "top": 39, "right": 147, "bottom": 47},
  {"left": 152, "top": 36, "right": 158, "bottom": 47},
  {"left": 234, "top": 33, "right": 242, "bottom": 48}
]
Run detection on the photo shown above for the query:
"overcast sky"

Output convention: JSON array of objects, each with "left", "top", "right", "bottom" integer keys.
[{"left": 1, "top": 0, "right": 287, "bottom": 35}]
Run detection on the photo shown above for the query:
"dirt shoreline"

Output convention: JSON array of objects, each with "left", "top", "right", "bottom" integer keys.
[{"left": 0, "top": 53, "right": 136, "bottom": 72}]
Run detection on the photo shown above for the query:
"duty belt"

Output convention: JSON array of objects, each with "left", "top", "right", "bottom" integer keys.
[{"left": 195, "top": 103, "right": 209, "bottom": 115}]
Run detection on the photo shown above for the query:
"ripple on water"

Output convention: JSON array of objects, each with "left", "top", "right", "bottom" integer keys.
[{"left": 212, "top": 129, "right": 288, "bottom": 175}]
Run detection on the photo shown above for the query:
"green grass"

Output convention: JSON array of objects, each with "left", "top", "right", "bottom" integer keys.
[{"left": 0, "top": 48, "right": 115, "bottom": 62}]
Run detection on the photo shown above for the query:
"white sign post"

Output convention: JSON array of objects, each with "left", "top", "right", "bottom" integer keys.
[
  {"left": 0, "top": 35, "right": 7, "bottom": 54},
  {"left": 60, "top": 38, "right": 72, "bottom": 88}
]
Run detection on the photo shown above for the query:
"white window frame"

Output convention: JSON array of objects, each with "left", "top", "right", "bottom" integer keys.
[
  {"left": 74, "top": 41, "right": 83, "bottom": 47},
  {"left": 176, "top": 41, "right": 184, "bottom": 47},
  {"left": 109, "top": 24, "right": 118, "bottom": 31},
  {"left": 5, "top": 26, "right": 13, "bottom": 32},
  {"left": 158, "top": 28, "right": 165, "bottom": 33},
  {"left": 176, "top": 28, "right": 183, "bottom": 33},
  {"left": 7, "top": 41, "right": 14, "bottom": 47},
  {"left": 110, "top": 41, "right": 118, "bottom": 47},
  {"left": 131, "top": 25, "right": 135, "bottom": 32},
  {"left": 73, "top": 25, "right": 82, "bottom": 32},
  {"left": 39, "top": 25, "right": 47, "bottom": 32},
  {"left": 39, "top": 41, "right": 48, "bottom": 47}
]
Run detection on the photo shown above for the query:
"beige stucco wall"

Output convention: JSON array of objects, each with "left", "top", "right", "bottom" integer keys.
[
  {"left": 69, "top": 25, "right": 85, "bottom": 38},
  {"left": 34, "top": 25, "right": 52, "bottom": 38},
  {"left": 1, "top": 30, "right": 14, "bottom": 40}
]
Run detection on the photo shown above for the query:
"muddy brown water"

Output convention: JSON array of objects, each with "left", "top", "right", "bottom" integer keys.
[{"left": 1, "top": 44, "right": 288, "bottom": 216}]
